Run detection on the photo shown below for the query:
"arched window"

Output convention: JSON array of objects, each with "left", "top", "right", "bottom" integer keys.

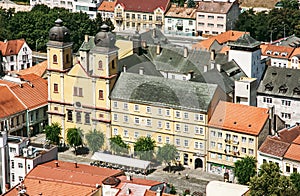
[
  {"left": 53, "top": 55, "right": 57, "bottom": 64},
  {"left": 98, "top": 60, "right": 103, "bottom": 70}
]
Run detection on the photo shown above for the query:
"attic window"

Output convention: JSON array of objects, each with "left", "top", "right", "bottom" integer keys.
[
  {"left": 273, "top": 51, "right": 279, "bottom": 56},
  {"left": 266, "top": 50, "right": 272, "bottom": 55},
  {"left": 265, "top": 82, "right": 274, "bottom": 91},
  {"left": 233, "top": 121, "right": 237, "bottom": 124},
  {"left": 281, "top": 52, "right": 288, "bottom": 57},
  {"left": 293, "top": 87, "right": 300, "bottom": 95},
  {"left": 279, "top": 84, "right": 288, "bottom": 93},
  {"left": 286, "top": 73, "right": 292, "bottom": 77},
  {"left": 248, "top": 124, "right": 252, "bottom": 127},
  {"left": 271, "top": 72, "right": 277, "bottom": 76}
]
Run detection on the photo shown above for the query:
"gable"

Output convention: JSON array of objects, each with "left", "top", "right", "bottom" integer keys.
[{"left": 67, "top": 63, "right": 89, "bottom": 78}]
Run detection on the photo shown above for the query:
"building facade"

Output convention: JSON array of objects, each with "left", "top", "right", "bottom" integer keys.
[
  {"left": 110, "top": 72, "right": 227, "bottom": 169},
  {"left": 196, "top": 0, "right": 240, "bottom": 35},
  {"left": 98, "top": 0, "right": 116, "bottom": 20},
  {"left": 164, "top": 5, "right": 197, "bottom": 36},
  {"left": 113, "top": 0, "right": 170, "bottom": 31},
  {"left": 207, "top": 101, "right": 269, "bottom": 175},
  {"left": 0, "top": 39, "right": 32, "bottom": 72},
  {"left": 47, "top": 20, "right": 118, "bottom": 142}
]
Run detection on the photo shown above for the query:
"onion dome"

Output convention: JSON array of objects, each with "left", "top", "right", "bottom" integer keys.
[
  {"left": 49, "top": 19, "right": 71, "bottom": 42},
  {"left": 94, "top": 24, "right": 116, "bottom": 48}
]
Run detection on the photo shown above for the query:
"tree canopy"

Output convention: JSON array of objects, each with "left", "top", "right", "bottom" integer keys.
[
  {"left": 233, "top": 156, "right": 257, "bottom": 185},
  {"left": 156, "top": 144, "right": 178, "bottom": 166},
  {"left": 249, "top": 162, "right": 296, "bottom": 196},
  {"left": 109, "top": 135, "right": 129, "bottom": 155},
  {"left": 290, "top": 172, "right": 300, "bottom": 194},
  {"left": 44, "top": 123, "right": 61, "bottom": 145},
  {"left": 66, "top": 127, "right": 83, "bottom": 154},
  {"left": 0, "top": 5, "right": 114, "bottom": 52},
  {"left": 85, "top": 129, "right": 105, "bottom": 153},
  {"left": 134, "top": 136, "right": 156, "bottom": 161}
]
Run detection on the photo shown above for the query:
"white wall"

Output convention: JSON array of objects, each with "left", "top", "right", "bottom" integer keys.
[{"left": 257, "top": 151, "right": 283, "bottom": 172}]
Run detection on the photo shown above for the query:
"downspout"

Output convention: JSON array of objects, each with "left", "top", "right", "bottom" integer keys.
[{"left": 26, "top": 110, "right": 30, "bottom": 138}]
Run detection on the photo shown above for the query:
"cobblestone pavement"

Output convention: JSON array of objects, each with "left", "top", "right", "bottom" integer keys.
[{"left": 32, "top": 134, "right": 223, "bottom": 195}]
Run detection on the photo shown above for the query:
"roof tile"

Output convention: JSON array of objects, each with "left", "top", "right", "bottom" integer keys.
[{"left": 116, "top": 0, "right": 170, "bottom": 13}]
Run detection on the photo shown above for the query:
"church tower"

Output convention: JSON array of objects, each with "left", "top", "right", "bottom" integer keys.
[{"left": 47, "top": 19, "right": 72, "bottom": 140}]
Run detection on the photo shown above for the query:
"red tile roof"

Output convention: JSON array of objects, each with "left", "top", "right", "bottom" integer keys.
[
  {"left": 209, "top": 101, "right": 269, "bottom": 135},
  {"left": 144, "top": 189, "right": 174, "bottom": 196},
  {"left": 116, "top": 0, "right": 170, "bottom": 13},
  {"left": 0, "top": 74, "right": 48, "bottom": 110},
  {"left": 197, "top": 1, "right": 236, "bottom": 14},
  {"left": 275, "top": 125, "right": 300, "bottom": 143},
  {"left": 117, "top": 176, "right": 161, "bottom": 187},
  {"left": 284, "top": 144, "right": 300, "bottom": 162},
  {"left": 261, "top": 44, "right": 295, "bottom": 59},
  {"left": 0, "top": 39, "right": 25, "bottom": 56},
  {"left": 4, "top": 160, "right": 124, "bottom": 196},
  {"left": 0, "top": 85, "right": 26, "bottom": 118},
  {"left": 98, "top": 1, "right": 116, "bottom": 12},
  {"left": 293, "top": 135, "right": 300, "bottom": 145},
  {"left": 13, "top": 60, "right": 47, "bottom": 77},
  {"left": 259, "top": 136, "right": 290, "bottom": 157}
]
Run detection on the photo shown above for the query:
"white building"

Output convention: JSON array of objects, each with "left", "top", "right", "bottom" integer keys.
[
  {"left": 234, "top": 77, "right": 257, "bottom": 106},
  {"left": 0, "top": 39, "right": 32, "bottom": 72},
  {"left": 0, "top": 133, "right": 57, "bottom": 193},
  {"left": 164, "top": 5, "right": 197, "bottom": 36},
  {"left": 30, "top": 0, "right": 73, "bottom": 11},
  {"left": 261, "top": 44, "right": 294, "bottom": 68},
  {"left": 257, "top": 66, "right": 300, "bottom": 127},
  {"left": 97, "top": 0, "right": 116, "bottom": 20}
]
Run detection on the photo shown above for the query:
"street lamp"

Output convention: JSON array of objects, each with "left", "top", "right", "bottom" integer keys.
[
  {"left": 282, "top": 22, "right": 287, "bottom": 38},
  {"left": 35, "top": 36, "right": 43, "bottom": 52},
  {"left": 270, "top": 28, "right": 277, "bottom": 44}
]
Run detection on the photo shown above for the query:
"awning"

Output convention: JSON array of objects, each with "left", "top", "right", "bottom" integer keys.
[{"left": 91, "top": 152, "right": 151, "bottom": 170}]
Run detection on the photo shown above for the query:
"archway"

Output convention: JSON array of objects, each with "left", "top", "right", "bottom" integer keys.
[{"left": 195, "top": 158, "right": 203, "bottom": 169}]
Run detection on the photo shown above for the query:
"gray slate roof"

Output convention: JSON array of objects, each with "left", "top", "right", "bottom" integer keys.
[
  {"left": 272, "top": 35, "right": 300, "bottom": 47},
  {"left": 257, "top": 66, "right": 300, "bottom": 98},
  {"left": 228, "top": 34, "right": 260, "bottom": 48},
  {"left": 140, "top": 28, "right": 169, "bottom": 46},
  {"left": 111, "top": 72, "right": 219, "bottom": 112},
  {"left": 146, "top": 45, "right": 228, "bottom": 75}
]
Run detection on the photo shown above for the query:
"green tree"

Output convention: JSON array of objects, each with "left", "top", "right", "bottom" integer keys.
[
  {"left": 44, "top": 122, "right": 61, "bottom": 145},
  {"left": 109, "top": 135, "right": 129, "bottom": 155},
  {"left": 233, "top": 156, "right": 256, "bottom": 185},
  {"left": 290, "top": 172, "right": 300, "bottom": 194},
  {"left": 249, "top": 162, "right": 296, "bottom": 196},
  {"left": 85, "top": 129, "right": 105, "bottom": 153},
  {"left": 134, "top": 136, "right": 156, "bottom": 161},
  {"left": 156, "top": 144, "right": 178, "bottom": 166},
  {"left": 187, "top": 0, "right": 196, "bottom": 8},
  {"left": 281, "top": 0, "right": 299, "bottom": 9},
  {"left": 66, "top": 127, "right": 83, "bottom": 155}
]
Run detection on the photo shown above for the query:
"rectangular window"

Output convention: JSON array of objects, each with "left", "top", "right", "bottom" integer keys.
[
  {"left": 166, "top": 137, "right": 170, "bottom": 144},
  {"left": 134, "top": 117, "right": 140, "bottom": 124},
  {"left": 11, "top": 160, "right": 14, "bottom": 169},
  {"left": 194, "top": 141, "right": 199, "bottom": 149},
  {"left": 126, "top": 13, "right": 130, "bottom": 19},
  {"left": 146, "top": 106, "right": 151, "bottom": 113},
  {"left": 76, "top": 112, "right": 81, "bottom": 123},
  {"left": 175, "top": 111, "right": 180, "bottom": 118},
  {"left": 123, "top": 130, "right": 129, "bottom": 137},
  {"left": 286, "top": 164, "right": 291, "bottom": 173},
  {"left": 249, "top": 138, "right": 254, "bottom": 144},
  {"left": 217, "top": 16, "right": 224, "bottom": 20},
  {"left": 132, "top": 14, "right": 135, "bottom": 19},
  {"left": 158, "top": 108, "right": 162, "bottom": 115},
  {"left": 18, "top": 163, "right": 23, "bottom": 168},
  {"left": 218, "top": 132, "right": 222, "bottom": 138},
  {"left": 211, "top": 130, "right": 216, "bottom": 137},
  {"left": 184, "top": 112, "right": 188, "bottom": 119},
  {"left": 242, "top": 147, "right": 246, "bottom": 153},
  {"left": 165, "top": 109, "right": 170, "bottom": 116},
  {"left": 263, "top": 97, "right": 272, "bottom": 103},
  {"left": 242, "top": 137, "right": 246, "bottom": 143},
  {"left": 158, "top": 135, "right": 162, "bottom": 143},
  {"left": 208, "top": 15, "right": 214, "bottom": 19},
  {"left": 134, "top": 105, "right": 139, "bottom": 111},
  {"left": 146, "top": 119, "right": 152, "bottom": 126},
  {"left": 113, "top": 128, "right": 118, "bottom": 135},
  {"left": 198, "top": 14, "right": 205, "bottom": 18},
  {"left": 218, "top": 154, "right": 222, "bottom": 160},
  {"left": 184, "top": 139, "right": 188, "bottom": 147},
  {"left": 149, "top": 15, "right": 152, "bottom": 21},
  {"left": 281, "top": 100, "right": 291, "bottom": 106},
  {"left": 158, "top": 121, "right": 162, "bottom": 128},
  {"left": 78, "top": 88, "right": 83, "bottom": 97},
  {"left": 249, "top": 149, "right": 254, "bottom": 155},
  {"left": 124, "top": 115, "right": 128, "bottom": 123},
  {"left": 113, "top": 114, "right": 118, "bottom": 121},
  {"left": 98, "top": 90, "right": 104, "bottom": 100},
  {"left": 143, "top": 15, "right": 146, "bottom": 20},
  {"left": 175, "top": 138, "right": 180, "bottom": 146},
  {"left": 210, "top": 152, "right": 216, "bottom": 159},
  {"left": 210, "top": 141, "right": 216, "bottom": 148},
  {"left": 134, "top": 131, "right": 139, "bottom": 138},
  {"left": 12, "top": 173, "right": 15, "bottom": 182},
  {"left": 85, "top": 113, "right": 90, "bottom": 124},
  {"left": 54, "top": 83, "right": 58, "bottom": 93},
  {"left": 123, "top": 103, "right": 128, "bottom": 110},
  {"left": 165, "top": 122, "right": 170, "bottom": 130},
  {"left": 198, "top": 22, "right": 204, "bottom": 26},
  {"left": 184, "top": 124, "right": 189, "bottom": 133},
  {"left": 281, "top": 112, "right": 291, "bottom": 119},
  {"left": 207, "top": 23, "right": 214, "bottom": 27},
  {"left": 176, "top": 124, "right": 180, "bottom": 131},
  {"left": 189, "top": 20, "right": 193, "bottom": 25},
  {"left": 217, "top": 143, "right": 222, "bottom": 149},
  {"left": 167, "top": 18, "right": 172, "bottom": 23},
  {"left": 113, "top": 101, "right": 118, "bottom": 108}
]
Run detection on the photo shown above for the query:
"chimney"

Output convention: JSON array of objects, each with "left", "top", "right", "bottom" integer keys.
[
  {"left": 126, "top": 174, "right": 132, "bottom": 181},
  {"left": 139, "top": 67, "right": 144, "bottom": 75},
  {"left": 204, "top": 65, "right": 208, "bottom": 72},
  {"left": 184, "top": 47, "right": 188, "bottom": 58},
  {"left": 74, "top": 162, "right": 78, "bottom": 168},
  {"left": 156, "top": 187, "right": 161, "bottom": 196},
  {"left": 55, "top": 161, "right": 59, "bottom": 167},
  {"left": 188, "top": 70, "right": 194, "bottom": 79},
  {"left": 216, "top": 64, "right": 221, "bottom": 72},
  {"left": 84, "top": 35, "right": 89, "bottom": 43},
  {"left": 153, "top": 29, "right": 156, "bottom": 38},
  {"left": 156, "top": 44, "right": 161, "bottom": 55},
  {"left": 210, "top": 49, "right": 216, "bottom": 61},
  {"left": 123, "top": 65, "right": 127, "bottom": 72}
]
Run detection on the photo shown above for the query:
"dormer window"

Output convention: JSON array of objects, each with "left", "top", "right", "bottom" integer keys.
[
  {"left": 293, "top": 87, "right": 300, "bottom": 95},
  {"left": 279, "top": 84, "right": 288, "bottom": 93},
  {"left": 265, "top": 82, "right": 274, "bottom": 91},
  {"left": 281, "top": 52, "right": 288, "bottom": 57},
  {"left": 273, "top": 51, "right": 279, "bottom": 56},
  {"left": 266, "top": 50, "right": 272, "bottom": 55}
]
